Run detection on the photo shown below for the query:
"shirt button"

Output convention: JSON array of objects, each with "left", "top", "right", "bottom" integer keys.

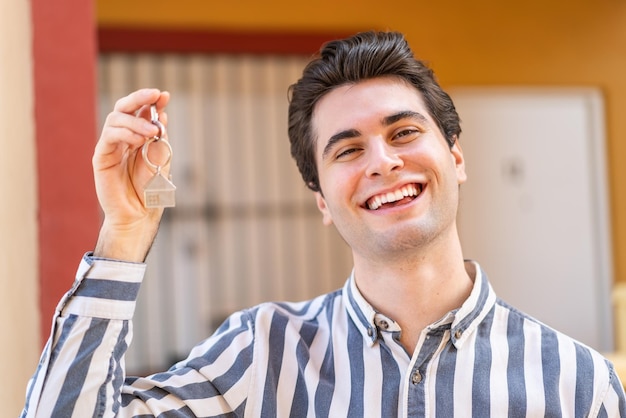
[
  {"left": 411, "top": 371, "right": 422, "bottom": 385},
  {"left": 454, "top": 329, "right": 462, "bottom": 339},
  {"left": 367, "top": 328, "right": 374, "bottom": 337},
  {"left": 379, "top": 320, "right": 389, "bottom": 330}
]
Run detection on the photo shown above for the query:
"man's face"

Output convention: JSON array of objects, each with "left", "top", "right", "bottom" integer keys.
[{"left": 311, "top": 77, "right": 467, "bottom": 260}]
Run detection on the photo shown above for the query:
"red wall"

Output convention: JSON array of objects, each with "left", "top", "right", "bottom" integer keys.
[{"left": 31, "top": 0, "right": 100, "bottom": 344}]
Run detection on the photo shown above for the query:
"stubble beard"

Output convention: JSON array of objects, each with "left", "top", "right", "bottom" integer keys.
[{"left": 340, "top": 217, "right": 447, "bottom": 266}]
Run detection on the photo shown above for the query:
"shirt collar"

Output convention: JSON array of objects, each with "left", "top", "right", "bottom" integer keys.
[
  {"left": 449, "top": 261, "right": 498, "bottom": 348},
  {"left": 342, "top": 261, "right": 498, "bottom": 349},
  {"left": 343, "top": 270, "right": 379, "bottom": 346}
]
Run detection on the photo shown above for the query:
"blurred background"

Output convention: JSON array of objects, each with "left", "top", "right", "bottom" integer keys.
[{"left": 3, "top": 0, "right": 626, "bottom": 415}]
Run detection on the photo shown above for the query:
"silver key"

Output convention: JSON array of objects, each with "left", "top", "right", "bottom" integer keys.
[{"left": 141, "top": 104, "right": 176, "bottom": 208}]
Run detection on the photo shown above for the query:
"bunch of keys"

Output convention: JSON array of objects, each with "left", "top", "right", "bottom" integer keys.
[{"left": 142, "top": 104, "right": 176, "bottom": 208}]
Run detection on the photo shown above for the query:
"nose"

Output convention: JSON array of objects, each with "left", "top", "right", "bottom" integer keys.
[{"left": 365, "top": 138, "right": 404, "bottom": 177}]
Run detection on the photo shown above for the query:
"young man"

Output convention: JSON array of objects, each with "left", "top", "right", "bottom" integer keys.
[{"left": 22, "top": 31, "right": 625, "bottom": 417}]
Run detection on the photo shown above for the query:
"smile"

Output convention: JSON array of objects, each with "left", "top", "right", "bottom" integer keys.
[{"left": 365, "top": 183, "right": 423, "bottom": 210}]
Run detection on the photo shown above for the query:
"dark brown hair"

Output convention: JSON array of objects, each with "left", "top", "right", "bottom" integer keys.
[{"left": 287, "top": 31, "right": 461, "bottom": 192}]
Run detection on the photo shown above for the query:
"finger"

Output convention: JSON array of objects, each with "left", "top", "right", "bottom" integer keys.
[
  {"left": 104, "top": 111, "right": 160, "bottom": 140},
  {"left": 155, "top": 91, "right": 170, "bottom": 112},
  {"left": 136, "top": 91, "right": 171, "bottom": 123},
  {"left": 113, "top": 88, "right": 162, "bottom": 115},
  {"left": 96, "top": 126, "right": 148, "bottom": 154}
]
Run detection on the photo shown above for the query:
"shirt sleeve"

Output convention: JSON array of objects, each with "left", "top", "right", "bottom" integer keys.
[
  {"left": 597, "top": 362, "right": 626, "bottom": 417},
  {"left": 20, "top": 253, "right": 255, "bottom": 418}
]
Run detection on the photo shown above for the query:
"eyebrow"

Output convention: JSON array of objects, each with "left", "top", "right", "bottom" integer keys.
[
  {"left": 322, "top": 129, "right": 361, "bottom": 159},
  {"left": 382, "top": 110, "right": 429, "bottom": 126},
  {"left": 321, "top": 110, "right": 430, "bottom": 159}
]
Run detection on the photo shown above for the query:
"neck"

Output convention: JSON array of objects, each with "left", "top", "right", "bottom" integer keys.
[{"left": 352, "top": 231, "right": 473, "bottom": 354}]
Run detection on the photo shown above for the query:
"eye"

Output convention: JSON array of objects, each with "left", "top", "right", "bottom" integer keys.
[
  {"left": 336, "top": 147, "right": 362, "bottom": 160},
  {"left": 393, "top": 128, "right": 421, "bottom": 142}
]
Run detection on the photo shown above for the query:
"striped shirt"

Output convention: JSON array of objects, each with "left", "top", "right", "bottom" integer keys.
[{"left": 22, "top": 254, "right": 626, "bottom": 417}]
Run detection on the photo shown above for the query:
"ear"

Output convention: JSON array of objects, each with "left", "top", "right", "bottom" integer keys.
[
  {"left": 450, "top": 136, "right": 467, "bottom": 185},
  {"left": 315, "top": 192, "right": 334, "bottom": 226}
]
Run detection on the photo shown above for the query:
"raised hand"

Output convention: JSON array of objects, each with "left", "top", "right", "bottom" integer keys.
[{"left": 92, "top": 88, "right": 171, "bottom": 262}]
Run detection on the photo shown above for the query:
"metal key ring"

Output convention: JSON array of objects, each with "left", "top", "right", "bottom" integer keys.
[
  {"left": 152, "top": 119, "right": 166, "bottom": 140},
  {"left": 142, "top": 136, "right": 173, "bottom": 173},
  {"left": 150, "top": 104, "right": 166, "bottom": 140}
]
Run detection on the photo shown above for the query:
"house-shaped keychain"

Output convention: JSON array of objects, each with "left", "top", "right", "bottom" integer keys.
[{"left": 144, "top": 171, "right": 176, "bottom": 208}]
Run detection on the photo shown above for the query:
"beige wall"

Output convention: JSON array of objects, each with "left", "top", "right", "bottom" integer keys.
[
  {"left": 97, "top": 0, "right": 626, "bottom": 285},
  {"left": 0, "top": 0, "right": 40, "bottom": 415}
]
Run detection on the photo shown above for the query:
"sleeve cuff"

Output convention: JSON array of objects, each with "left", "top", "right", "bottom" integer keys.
[{"left": 58, "top": 253, "right": 147, "bottom": 320}]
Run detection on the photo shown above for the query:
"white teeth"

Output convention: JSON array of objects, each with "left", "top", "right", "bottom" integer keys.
[{"left": 367, "top": 184, "right": 421, "bottom": 210}]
